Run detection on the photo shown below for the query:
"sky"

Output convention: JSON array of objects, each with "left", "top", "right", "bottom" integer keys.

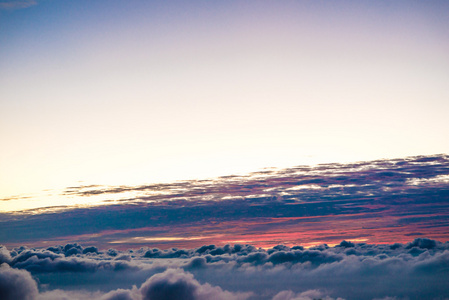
[
  {"left": 1, "top": 154, "right": 449, "bottom": 250},
  {"left": 1, "top": 1, "right": 449, "bottom": 299},
  {"left": 1, "top": 0, "right": 449, "bottom": 202}
]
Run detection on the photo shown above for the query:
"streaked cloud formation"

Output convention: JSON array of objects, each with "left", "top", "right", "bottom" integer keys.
[
  {"left": 1, "top": 238, "right": 448, "bottom": 299},
  {"left": 0, "top": 0, "right": 36, "bottom": 10},
  {"left": 1, "top": 154, "right": 448, "bottom": 250}
]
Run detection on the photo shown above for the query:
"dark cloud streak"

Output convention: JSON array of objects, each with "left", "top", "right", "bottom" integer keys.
[{"left": 1, "top": 154, "right": 448, "bottom": 249}]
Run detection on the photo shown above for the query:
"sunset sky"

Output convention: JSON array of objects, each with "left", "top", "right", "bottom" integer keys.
[
  {"left": 1, "top": 1, "right": 449, "bottom": 299},
  {"left": 1, "top": 0, "right": 449, "bottom": 203}
]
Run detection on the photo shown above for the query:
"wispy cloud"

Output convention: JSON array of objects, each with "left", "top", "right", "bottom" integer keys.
[
  {"left": 0, "top": 0, "right": 37, "bottom": 10},
  {"left": 1, "top": 154, "right": 449, "bottom": 250}
]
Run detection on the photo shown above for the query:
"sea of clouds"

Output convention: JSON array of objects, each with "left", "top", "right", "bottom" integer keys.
[{"left": 1, "top": 238, "right": 449, "bottom": 300}]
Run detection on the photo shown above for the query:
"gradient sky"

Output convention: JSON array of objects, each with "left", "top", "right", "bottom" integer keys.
[
  {"left": 1, "top": 3, "right": 449, "bottom": 299},
  {"left": 1, "top": 0, "right": 449, "bottom": 204}
]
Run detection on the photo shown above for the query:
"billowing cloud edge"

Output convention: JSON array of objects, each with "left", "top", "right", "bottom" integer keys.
[{"left": 1, "top": 238, "right": 449, "bottom": 299}]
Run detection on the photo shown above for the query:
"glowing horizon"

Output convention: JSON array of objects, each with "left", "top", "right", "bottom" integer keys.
[
  {"left": 1, "top": 0, "right": 449, "bottom": 203},
  {"left": 1, "top": 2, "right": 449, "bottom": 299},
  {"left": 2, "top": 154, "right": 448, "bottom": 252}
]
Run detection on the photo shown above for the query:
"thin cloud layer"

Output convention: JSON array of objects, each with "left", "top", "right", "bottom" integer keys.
[
  {"left": 1, "top": 154, "right": 448, "bottom": 249},
  {"left": 1, "top": 239, "right": 449, "bottom": 299},
  {"left": 0, "top": 0, "right": 36, "bottom": 10}
]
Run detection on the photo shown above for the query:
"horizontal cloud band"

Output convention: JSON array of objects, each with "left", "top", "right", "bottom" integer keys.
[{"left": 1, "top": 238, "right": 449, "bottom": 299}]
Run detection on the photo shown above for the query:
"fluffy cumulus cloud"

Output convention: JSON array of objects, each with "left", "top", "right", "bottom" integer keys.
[
  {"left": 273, "top": 289, "right": 344, "bottom": 300},
  {"left": 1, "top": 265, "right": 249, "bottom": 300},
  {"left": 139, "top": 269, "right": 251, "bottom": 300},
  {"left": 0, "top": 246, "right": 11, "bottom": 264},
  {"left": 1, "top": 238, "right": 449, "bottom": 299},
  {"left": 99, "top": 288, "right": 140, "bottom": 300},
  {"left": 0, "top": 263, "right": 38, "bottom": 300}
]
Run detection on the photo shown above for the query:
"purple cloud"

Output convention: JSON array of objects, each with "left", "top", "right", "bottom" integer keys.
[{"left": 2, "top": 154, "right": 448, "bottom": 250}]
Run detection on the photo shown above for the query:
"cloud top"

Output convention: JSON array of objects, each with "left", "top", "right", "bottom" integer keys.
[
  {"left": 140, "top": 268, "right": 251, "bottom": 300},
  {"left": 0, "top": 263, "right": 38, "bottom": 300},
  {"left": 1, "top": 238, "right": 449, "bottom": 299}
]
